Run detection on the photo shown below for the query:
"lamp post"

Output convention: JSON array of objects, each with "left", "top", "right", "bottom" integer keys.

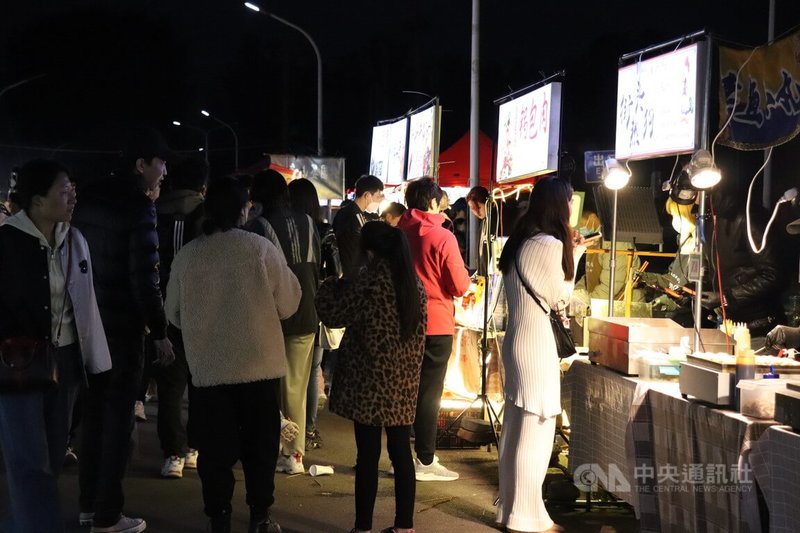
[
  {"left": 172, "top": 121, "right": 209, "bottom": 163},
  {"left": 601, "top": 158, "right": 631, "bottom": 318},
  {"left": 201, "top": 110, "right": 240, "bottom": 170},
  {"left": 245, "top": 2, "right": 323, "bottom": 156}
]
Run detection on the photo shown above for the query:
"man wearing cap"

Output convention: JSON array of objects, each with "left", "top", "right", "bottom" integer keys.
[{"left": 71, "top": 129, "right": 175, "bottom": 533}]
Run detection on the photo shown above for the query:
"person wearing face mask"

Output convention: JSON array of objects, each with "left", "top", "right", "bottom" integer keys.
[
  {"left": 333, "top": 174, "right": 385, "bottom": 279},
  {"left": 637, "top": 197, "right": 699, "bottom": 324}
]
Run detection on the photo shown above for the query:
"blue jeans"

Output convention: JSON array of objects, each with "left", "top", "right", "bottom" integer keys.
[{"left": 0, "top": 343, "right": 83, "bottom": 533}]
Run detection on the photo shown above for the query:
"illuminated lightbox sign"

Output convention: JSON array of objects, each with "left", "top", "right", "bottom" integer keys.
[
  {"left": 496, "top": 82, "right": 562, "bottom": 183},
  {"left": 369, "top": 118, "right": 408, "bottom": 184},
  {"left": 406, "top": 105, "right": 440, "bottom": 180},
  {"left": 615, "top": 42, "right": 705, "bottom": 160}
]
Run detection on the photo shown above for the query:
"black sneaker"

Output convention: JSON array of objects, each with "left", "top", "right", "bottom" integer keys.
[
  {"left": 248, "top": 514, "right": 281, "bottom": 533},
  {"left": 306, "top": 428, "right": 323, "bottom": 449}
]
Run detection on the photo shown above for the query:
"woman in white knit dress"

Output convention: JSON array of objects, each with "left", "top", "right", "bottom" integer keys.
[{"left": 496, "top": 177, "right": 586, "bottom": 533}]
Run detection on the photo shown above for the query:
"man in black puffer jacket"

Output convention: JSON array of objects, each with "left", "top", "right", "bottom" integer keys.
[{"left": 71, "top": 131, "right": 175, "bottom": 533}]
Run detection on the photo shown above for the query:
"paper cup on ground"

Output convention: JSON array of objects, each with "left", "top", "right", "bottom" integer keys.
[{"left": 309, "top": 464, "right": 334, "bottom": 477}]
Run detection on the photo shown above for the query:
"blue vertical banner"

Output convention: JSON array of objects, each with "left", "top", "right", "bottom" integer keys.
[
  {"left": 719, "top": 29, "right": 800, "bottom": 149},
  {"left": 584, "top": 150, "right": 616, "bottom": 183}
]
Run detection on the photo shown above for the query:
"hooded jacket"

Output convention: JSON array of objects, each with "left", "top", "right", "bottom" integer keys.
[
  {"left": 0, "top": 212, "right": 112, "bottom": 376},
  {"left": 397, "top": 208, "right": 471, "bottom": 336}
]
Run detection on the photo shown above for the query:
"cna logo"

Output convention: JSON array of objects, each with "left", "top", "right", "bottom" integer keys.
[{"left": 573, "top": 463, "right": 631, "bottom": 492}]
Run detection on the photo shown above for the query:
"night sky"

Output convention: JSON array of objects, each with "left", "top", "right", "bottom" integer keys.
[{"left": 2, "top": 0, "right": 800, "bottom": 190}]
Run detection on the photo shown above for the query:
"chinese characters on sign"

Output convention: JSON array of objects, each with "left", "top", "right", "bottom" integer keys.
[
  {"left": 615, "top": 43, "right": 702, "bottom": 160},
  {"left": 495, "top": 82, "right": 562, "bottom": 183}
]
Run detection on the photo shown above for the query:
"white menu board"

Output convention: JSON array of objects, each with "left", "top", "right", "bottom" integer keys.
[
  {"left": 615, "top": 43, "right": 704, "bottom": 160},
  {"left": 369, "top": 123, "right": 391, "bottom": 182},
  {"left": 496, "top": 82, "right": 562, "bottom": 183},
  {"left": 406, "top": 105, "right": 439, "bottom": 180},
  {"left": 369, "top": 118, "right": 408, "bottom": 184}
]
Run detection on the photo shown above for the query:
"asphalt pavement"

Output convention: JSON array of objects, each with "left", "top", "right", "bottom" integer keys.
[{"left": 2, "top": 399, "right": 640, "bottom": 532}]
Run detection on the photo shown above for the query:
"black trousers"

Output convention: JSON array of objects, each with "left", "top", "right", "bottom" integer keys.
[
  {"left": 192, "top": 378, "right": 281, "bottom": 519},
  {"left": 154, "top": 324, "right": 192, "bottom": 457},
  {"left": 413, "top": 335, "right": 453, "bottom": 465},
  {"left": 79, "top": 332, "right": 144, "bottom": 526},
  {"left": 353, "top": 422, "right": 415, "bottom": 531}
]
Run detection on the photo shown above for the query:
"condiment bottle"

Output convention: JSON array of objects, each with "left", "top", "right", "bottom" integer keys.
[{"left": 734, "top": 348, "right": 756, "bottom": 409}]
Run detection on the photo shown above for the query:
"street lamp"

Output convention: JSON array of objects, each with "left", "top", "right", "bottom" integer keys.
[
  {"left": 172, "top": 121, "right": 209, "bottom": 163},
  {"left": 200, "top": 110, "right": 240, "bottom": 170},
  {"left": 244, "top": 2, "right": 323, "bottom": 155}
]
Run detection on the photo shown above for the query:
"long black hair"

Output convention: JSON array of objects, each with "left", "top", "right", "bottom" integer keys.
[
  {"left": 360, "top": 221, "right": 422, "bottom": 340},
  {"left": 498, "top": 177, "right": 575, "bottom": 280},
  {"left": 287, "top": 178, "right": 321, "bottom": 223}
]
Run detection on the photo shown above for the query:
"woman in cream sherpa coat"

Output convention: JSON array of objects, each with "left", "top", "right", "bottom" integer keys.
[{"left": 166, "top": 177, "right": 300, "bottom": 533}]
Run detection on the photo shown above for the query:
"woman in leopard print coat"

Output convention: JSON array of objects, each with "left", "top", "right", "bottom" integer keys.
[{"left": 316, "top": 221, "right": 426, "bottom": 533}]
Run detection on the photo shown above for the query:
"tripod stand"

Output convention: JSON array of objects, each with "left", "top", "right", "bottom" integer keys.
[{"left": 438, "top": 201, "right": 503, "bottom": 449}]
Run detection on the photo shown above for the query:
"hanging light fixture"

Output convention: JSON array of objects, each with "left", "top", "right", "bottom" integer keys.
[
  {"left": 600, "top": 157, "right": 630, "bottom": 317},
  {"left": 688, "top": 149, "right": 721, "bottom": 189},
  {"left": 602, "top": 158, "right": 631, "bottom": 190}
]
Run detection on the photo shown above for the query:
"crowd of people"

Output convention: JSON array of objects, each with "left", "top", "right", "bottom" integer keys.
[
  {"left": 0, "top": 126, "right": 576, "bottom": 533},
  {"left": 4, "top": 132, "right": 797, "bottom": 533}
]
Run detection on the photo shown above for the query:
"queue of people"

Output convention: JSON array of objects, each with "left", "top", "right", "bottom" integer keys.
[{"left": 0, "top": 143, "right": 587, "bottom": 533}]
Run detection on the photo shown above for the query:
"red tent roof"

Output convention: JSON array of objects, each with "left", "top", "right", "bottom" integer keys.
[{"left": 437, "top": 131, "right": 494, "bottom": 188}]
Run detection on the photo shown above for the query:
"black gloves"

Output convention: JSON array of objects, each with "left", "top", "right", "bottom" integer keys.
[
  {"left": 765, "top": 325, "right": 800, "bottom": 350},
  {"left": 700, "top": 291, "right": 722, "bottom": 309}
]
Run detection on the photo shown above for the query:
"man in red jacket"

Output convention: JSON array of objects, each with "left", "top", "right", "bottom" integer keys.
[{"left": 397, "top": 177, "right": 471, "bottom": 481}]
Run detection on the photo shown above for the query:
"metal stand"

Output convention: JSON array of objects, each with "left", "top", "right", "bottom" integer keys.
[{"left": 437, "top": 202, "right": 502, "bottom": 449}]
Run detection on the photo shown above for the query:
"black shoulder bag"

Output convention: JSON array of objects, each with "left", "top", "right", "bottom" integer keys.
[
  {"left": 515, "top": 254, "right": 576, "bottom": 359},
  {"left": 0, "top": 230, "right": 72, "bottom": 391}
]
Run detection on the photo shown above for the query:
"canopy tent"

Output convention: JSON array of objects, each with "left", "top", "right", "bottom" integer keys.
[
  {"left": 239, "top": 157, "right": 294, "bottom": 180},
  {"left": 437, "top": 131, "right": 495, "bottom": 188}
]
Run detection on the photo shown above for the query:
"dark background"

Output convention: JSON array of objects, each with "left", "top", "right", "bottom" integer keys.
[{"left": 1, "top": 0, "right": 799, "bottom": 197}]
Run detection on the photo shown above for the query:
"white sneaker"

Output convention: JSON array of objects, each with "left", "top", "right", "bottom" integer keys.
[
  {"left": 79, "top": 512, "right": 95, "bottom": 526},
  {"left": 160, "top": 455, "right": 185, "bottom": 478},
  {"left": 280, "top": 417, "right": 300, "bottom": 443},
  {"left": 90, "top": 515, "right": 146, "bottom": 533},
  {"left": 275, "top": 453, "right": 305, "bottom": 474},
  {"left": 184, "top": 449, "right": 198, "bottom": 469},
  {"left": 134, "top": 401, "right": 146, "bottom": 422},
  {"left": 414, "top": 455, "right": 459, "bottom": 481}
]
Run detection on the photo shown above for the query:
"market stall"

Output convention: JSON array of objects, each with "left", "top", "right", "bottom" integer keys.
[{"left": 563, "top": 360, "right": 780, "bottom": 533}]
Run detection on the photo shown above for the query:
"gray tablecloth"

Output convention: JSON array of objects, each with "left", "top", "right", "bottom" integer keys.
[
  {"left": 563, "top": 361, "right": 776, "bottom": 533},
  {"left": 749, "top": 425, "right": 800, "bottom": 533}
]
